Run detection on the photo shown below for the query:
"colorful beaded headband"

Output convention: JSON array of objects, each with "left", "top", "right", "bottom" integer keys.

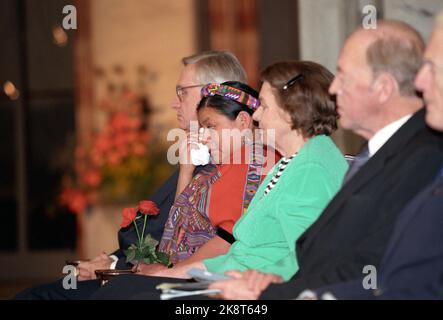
[{"left": 201, "top": 83, "right": 260, "bottom": 110}]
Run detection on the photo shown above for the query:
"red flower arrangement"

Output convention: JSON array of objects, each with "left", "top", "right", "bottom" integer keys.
[
  {"left": 59, "top": 89, "right": 154, "bottom": 215},
  {"left": 121, "top": 200, "right": 169, "bottom": 266}
]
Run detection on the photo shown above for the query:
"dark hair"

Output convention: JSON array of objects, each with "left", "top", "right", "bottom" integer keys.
[
  {"left": 261, "top": 61, "right": 338, "bottom": 138},
  {"left": 197, "top": 81, "right": 258, "bottom": 120}
]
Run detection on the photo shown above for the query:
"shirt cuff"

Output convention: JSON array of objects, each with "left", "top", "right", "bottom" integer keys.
[{"left": 109, "top": 255, "right": 119, "bottom": 269}]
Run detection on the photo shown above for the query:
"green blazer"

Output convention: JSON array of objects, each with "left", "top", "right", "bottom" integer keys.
[{"left": 203, "top": 135, "right": 348, "bottom": 280}]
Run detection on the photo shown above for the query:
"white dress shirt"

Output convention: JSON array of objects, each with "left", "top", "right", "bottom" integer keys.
[
  {"left": 109, "top": 255, "right": 119, "bottom": 269},
  {"left": 368, "top": 114, "right": 413, "bottom": 157}
]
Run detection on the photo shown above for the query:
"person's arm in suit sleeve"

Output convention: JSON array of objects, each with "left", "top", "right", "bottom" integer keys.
[
  {"left": 304, "top": 145, "right": 443, "bottom": 291},
  {"left": 261, "top": 144, "right": 443, "bottom": 299},
  {"left": 310, "top": 278, "right": 372, "bottom": 300}
]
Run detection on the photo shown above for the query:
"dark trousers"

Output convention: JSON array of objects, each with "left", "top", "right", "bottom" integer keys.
[
  {"left": 14, "top": 278, "right": 101, "bottom": 300},
  {"left": 90, "top": 274, "right": 188, "bottom": 300}
]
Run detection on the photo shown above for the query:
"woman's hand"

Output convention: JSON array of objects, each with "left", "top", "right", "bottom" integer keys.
[
  {"left": 178, "top": 132, "right": 200, "bottom": 174},
  {"left": 146, "top": 261, "right": 206, "bottom": 279},
  {"left": 209, "top": 270, "right": 283, "bottom": 300},
  {"left": 175, "top": 132, "right": 201, "bottom": 198},
  {"left": 133, "top": 263, "right": 168, "bottom": 276}
]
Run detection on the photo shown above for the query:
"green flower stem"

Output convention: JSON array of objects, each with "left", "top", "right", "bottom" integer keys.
[
  {"left": 141, "top": 214, "right": 148, "bottom": 243},
  {"left": 133, "top": 219, "right": 142, "bottom": 248}
]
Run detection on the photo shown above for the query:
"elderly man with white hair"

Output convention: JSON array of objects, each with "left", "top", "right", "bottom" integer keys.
[{"left": 303, "top": 12, "right": 443, "bottom": 300}]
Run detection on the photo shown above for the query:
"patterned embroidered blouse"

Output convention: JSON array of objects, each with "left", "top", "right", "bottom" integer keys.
[{"left": 158, "top": 144, "right": 279, "bottom": 264}]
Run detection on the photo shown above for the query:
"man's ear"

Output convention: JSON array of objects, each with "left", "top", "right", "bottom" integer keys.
[
  {"left": 373, "top": 72, "right": 398, "bottom": 104},
  {"left": 236, "top": 111, "right": 252, "bottom": 129}
]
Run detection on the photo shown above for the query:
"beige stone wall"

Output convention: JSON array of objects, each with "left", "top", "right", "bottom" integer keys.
[
  {"left": 79, "top": 0, "right": 197, "bottom": 258},
  {"left": 297, "top": 0, "right": 443, "bottom": 155},
  {"left": 91, "top": 0, "right": 197, "bottom": 136},
  {"left": 384, "top": 0, "right": 443, "bottom": 41},
  {"left": 298, "top": 0, "right": 365, "bottom": 155}
]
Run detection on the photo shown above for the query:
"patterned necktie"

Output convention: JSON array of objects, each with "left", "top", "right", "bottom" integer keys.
[{"left": 342, "top": 144, "right": 370, "bottom": 185}]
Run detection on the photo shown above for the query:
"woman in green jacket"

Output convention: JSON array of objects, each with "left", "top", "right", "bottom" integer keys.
[
  {"left": 90, "top": 61, "right": 348, "bottom": 299},
  {"left": 150, "top": 60, "right": 348, "bottom": 281}
]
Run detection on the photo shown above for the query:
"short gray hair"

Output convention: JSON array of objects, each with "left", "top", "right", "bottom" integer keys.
[
  {"left": 182, "top": 51, "right": 247, "bottom": 85},
  {"left": 366, "top": 21, "right": 425, "bottom": 96}
]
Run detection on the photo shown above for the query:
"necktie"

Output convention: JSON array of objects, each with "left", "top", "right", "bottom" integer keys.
[{"left": 342, "top": 144, "right": 370, "bottom": 185}]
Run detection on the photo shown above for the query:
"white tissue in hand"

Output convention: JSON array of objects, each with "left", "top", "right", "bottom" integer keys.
[{"left": 190, "top": 143, "right": 210, "bottom": 166}]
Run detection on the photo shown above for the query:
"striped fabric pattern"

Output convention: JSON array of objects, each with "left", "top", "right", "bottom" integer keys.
[
  {"left": 158, "top": 165, "right": 220, "bottom": 264},
  {"left": 263, "top": 154, "right": 296, "bottom": 196},
  {"left": 158, "top": 144, "right": 267, "bottom": 265},
  {"left": 201, "top": 83, "right": 260, "bottom": 110}
]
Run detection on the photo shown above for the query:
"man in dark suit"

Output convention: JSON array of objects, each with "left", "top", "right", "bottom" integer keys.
[
  {"left": 209, "top": 21, "right": 443, "bottom": 300},
  {"left": 15, "top": 51, "right": 248, "bottom": 299},
  {"left": 299, "top": 12, "right": 443, "bottom": 300},
  {"left": 307, "top": 168, "right": 443, "bottom": 300}
]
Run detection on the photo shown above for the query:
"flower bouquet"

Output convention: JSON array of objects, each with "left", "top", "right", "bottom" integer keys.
[
  {"left": 120, "top": 200, "right": 170, "bottom": 266},
  {"left": 59, "top": 88, "right": 173, "bottom": 215}
]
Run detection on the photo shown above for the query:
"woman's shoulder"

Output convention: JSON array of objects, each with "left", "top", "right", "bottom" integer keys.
[
  {"left": 300, "top": 135, "right": 345, "bottom": 160},
  {"left": 293, "top": 135, "right": 348, "bottom": 173}
]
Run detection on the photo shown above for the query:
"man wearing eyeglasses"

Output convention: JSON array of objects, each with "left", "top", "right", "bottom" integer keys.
[
  {"left": 15, "top": 51, "right": 247, "bottom": 299},
  {"left": 171, "top": 52, "right": 247, "bottom": 202}
]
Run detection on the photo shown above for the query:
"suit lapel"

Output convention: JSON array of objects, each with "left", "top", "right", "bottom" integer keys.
[{"left": 298, "top": 109, "right": 427, "bottom": 252}]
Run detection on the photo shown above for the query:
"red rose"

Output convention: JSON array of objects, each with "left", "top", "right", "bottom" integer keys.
[
  {"left": 121, "top": 207, "right": 137, "bottom": 228},
  {"left": 138, "top": 200, "right": 159, "bottom": 216}
]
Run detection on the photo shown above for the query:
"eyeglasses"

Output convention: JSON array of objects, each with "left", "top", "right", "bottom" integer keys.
[
  {"left": 176, "top": 84, "right": 205, "bottom": 101},
  {"left": 282, "top": 74, "right": 304, "bottom": 90}
]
